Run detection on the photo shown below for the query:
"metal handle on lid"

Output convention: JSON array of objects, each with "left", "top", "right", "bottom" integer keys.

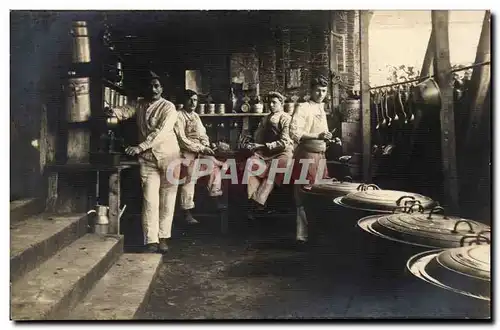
[
  {"left": 392, "top": 206, "right": 410, "bottom": 214},
  {"left": 407, "top": 203, "right": 424, "bottom": 214},
  {"left": 396, "top": 195, "right": 415, "bottom": 206},
  {"left": 356, "top": 184, "right": 367, "bottom": 191},
  {"left": 451, "top": 220, "right": 475, "bottom": 234},
  {"left": 477, "top": 230, "right": 491, "bottom": 237},
  {"left": 427, "top": 206, "right": 447, "bottom": 219},
  {"left": 460, "top": 234, "right": 490, "bottom": 247},
  {"left": 404, "top": 199, "right": 422, "bottom": 207},
  {"left": 341, "top": 176, "right": 353, "bottom": 183}
]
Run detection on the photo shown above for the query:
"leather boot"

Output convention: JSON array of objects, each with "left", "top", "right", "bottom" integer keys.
[
  {"left": 184, "top": 209, "right": 199, "bottom": 224},
  {"left": 296, "top": 206, "right": 308, "bottom": 242},
  {"left": 159, "top": 238, "right": 169, "bottom": 254},
  {"left": 144, "top": 243, "right": 159, "bottom": 253}
]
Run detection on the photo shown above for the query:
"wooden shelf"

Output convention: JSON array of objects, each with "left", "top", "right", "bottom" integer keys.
[
  {"left": 199, "top": 113, "right": 268, "bottom": 117},
  {"left": 102, "top": 78, "right": 126, "bottom": 95}
]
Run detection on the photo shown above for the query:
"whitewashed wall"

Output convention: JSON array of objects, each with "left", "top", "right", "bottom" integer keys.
[{"left": 369, "top": 10, "right": 486, "bottom": 87}]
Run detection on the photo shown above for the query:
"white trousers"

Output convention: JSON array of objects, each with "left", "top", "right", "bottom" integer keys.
[
  {"left": 247, "top": 176, "right": 275, "bottom": 206},
  {"left": 294, "top": 185, "right": 308, "bottom": 242},
  {"left": 179, "top": 153, "right": 224, "bottom": 210},
  {"left": 139, "top": 157, "right": 180, "bottom": 244}
]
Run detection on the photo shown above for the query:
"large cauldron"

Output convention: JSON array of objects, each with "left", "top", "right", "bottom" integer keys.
[
  {"left": 407, "top": 240, "right": 491, "bottom": 302},
  {"left": 353, "top": 203, "right": 491, "bottom": 318},
  {"left": 300, "top": 177, "right": 375, "bottom": 246}
]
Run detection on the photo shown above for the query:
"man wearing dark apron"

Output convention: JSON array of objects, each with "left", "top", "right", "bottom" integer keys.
[{"left": 245, "top": 92, "right": 294, "bottom": 216}]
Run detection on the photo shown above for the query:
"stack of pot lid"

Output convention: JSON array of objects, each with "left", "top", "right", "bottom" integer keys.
[
  {"left": 334, "top": 188, "right": 436, "bottom": 213},
  {"left": 358, "top": 206, "right": 491, "bottom": 248},
  {"left": 302, "top": 177, "right": 376, "bottom": 198},
  {"left": 407, "top": 242, "right": 491, "bottom": 301}
]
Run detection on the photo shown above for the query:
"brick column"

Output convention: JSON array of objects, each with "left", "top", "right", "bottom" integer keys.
[
  {"left": 258, "top": 31, "right": 277, "bottom": 97},
  {"left": 290, "top": 27, "right": 311, "bottom": 98}
]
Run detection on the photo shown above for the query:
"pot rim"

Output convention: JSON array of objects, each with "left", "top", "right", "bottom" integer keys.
[
  {"left": 406, "top": 248, "right": 490, "bottom": 301},
  {"left": 357, "top": 214, "right": 485, "bottom": 249},
  {"left": 333, "top": 196, "right": 395, "bottom": 213}
]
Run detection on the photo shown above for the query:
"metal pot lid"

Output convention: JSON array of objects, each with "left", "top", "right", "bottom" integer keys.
[
  {"left": 358, "top": 206, "right": 491, "bottom": 248},
  {"left": 407, "top": 243, "right": 491, "bottom": 301},
  {"left": 302, "top": 177, "right": 375, "bottom": 197},
  {"left": 334, "top": 188, "right": 436, "bottom": 213}
]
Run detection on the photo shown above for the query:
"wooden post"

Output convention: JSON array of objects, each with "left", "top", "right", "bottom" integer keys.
[
  {"left": 329, "top": 13, "right": 340, "bottom": 132},
  {"left": 409, "top": 30, "right": 436, "bottom": 155},
  {"left": 359, "top": 10, "right": 373, "bottom": 183},
  {"left": 464, "top": 10, "right": 491, "bottom": 148},
  {"left": 431, "top": 10, "right": 460, "bottom": 214},
  {"left": 420, "top": 30, "right": 435, "bottom": 79}
]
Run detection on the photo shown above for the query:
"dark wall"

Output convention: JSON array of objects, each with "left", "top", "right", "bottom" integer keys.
[
  {"left": 10, "top": 12, "right": 72, "bottom": 199},
  {"left": 10, "top": 10, "right": 356, "bottom": 204},
  {"left": 107, "top": 10, "right": 341, "bottom": 103}
]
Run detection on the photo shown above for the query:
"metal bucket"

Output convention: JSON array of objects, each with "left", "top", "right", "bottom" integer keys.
[
  {"left": 66, "top": 77, "right": 91, "bottom": 123},
  {"left": 70, "top": 21, "right": 91, "bottom": 63}
]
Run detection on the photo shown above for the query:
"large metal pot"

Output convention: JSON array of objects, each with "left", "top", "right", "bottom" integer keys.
[
  {"left": 328, "top": 187, "right": 489, "bottom": 318},
  {"left": 358, "top": 205, "right": 491, "bottom": 250},
  {"left": 407, "top": 239, "right": 491, "bottom": 302},
  {"left": 300, "top": 177, "right": 375, "bottom": 246},
  {"left": 355, "top": 204, "right": 491, "bottom": 274},
  {"left": 326, "top": 188, "right": 437, "bottom": 265}
]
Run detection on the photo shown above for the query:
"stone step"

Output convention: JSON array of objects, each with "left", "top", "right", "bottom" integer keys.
[
  {"left": 10, "top": 198, "right": 45, "bottom": 224},
  {"left": 10, "top": 213, "right": 89, "bottom": 282},
  {"left": 11, "top": 234, "right": 124, "bottom": 320},
  {"left": 66, "top": 253, "right": 163, "bottom": 320}
]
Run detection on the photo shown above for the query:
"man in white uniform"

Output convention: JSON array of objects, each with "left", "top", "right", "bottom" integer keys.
[
  {"left": 175, "top": 89, "right": 226, "bottom": 224},
  {"left": 107, "top": 71, "right": 180, "bottom": 254}
]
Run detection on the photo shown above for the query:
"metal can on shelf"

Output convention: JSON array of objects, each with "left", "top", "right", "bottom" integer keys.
[{"left": 216, "top": 104, "right": 226, "bottom": 114}]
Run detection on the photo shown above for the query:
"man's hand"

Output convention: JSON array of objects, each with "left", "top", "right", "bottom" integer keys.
[
  {"left": 201, "top": 146, "right": 215, "bottom": 156},
  {"left": 252, "top": 143, "right": 266, "bottom": 151},
  {"left": 125, "top": 146, "right": 142, "bottom": 156},
  {"left": 318, "top": 131, "right": 333, "bottom": 141},
  {"left": 104, "top": 107, "right": 115, "bottom": 117},
  {"left": 339, "top": 155, "right": 352, "bottom": 163}
]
